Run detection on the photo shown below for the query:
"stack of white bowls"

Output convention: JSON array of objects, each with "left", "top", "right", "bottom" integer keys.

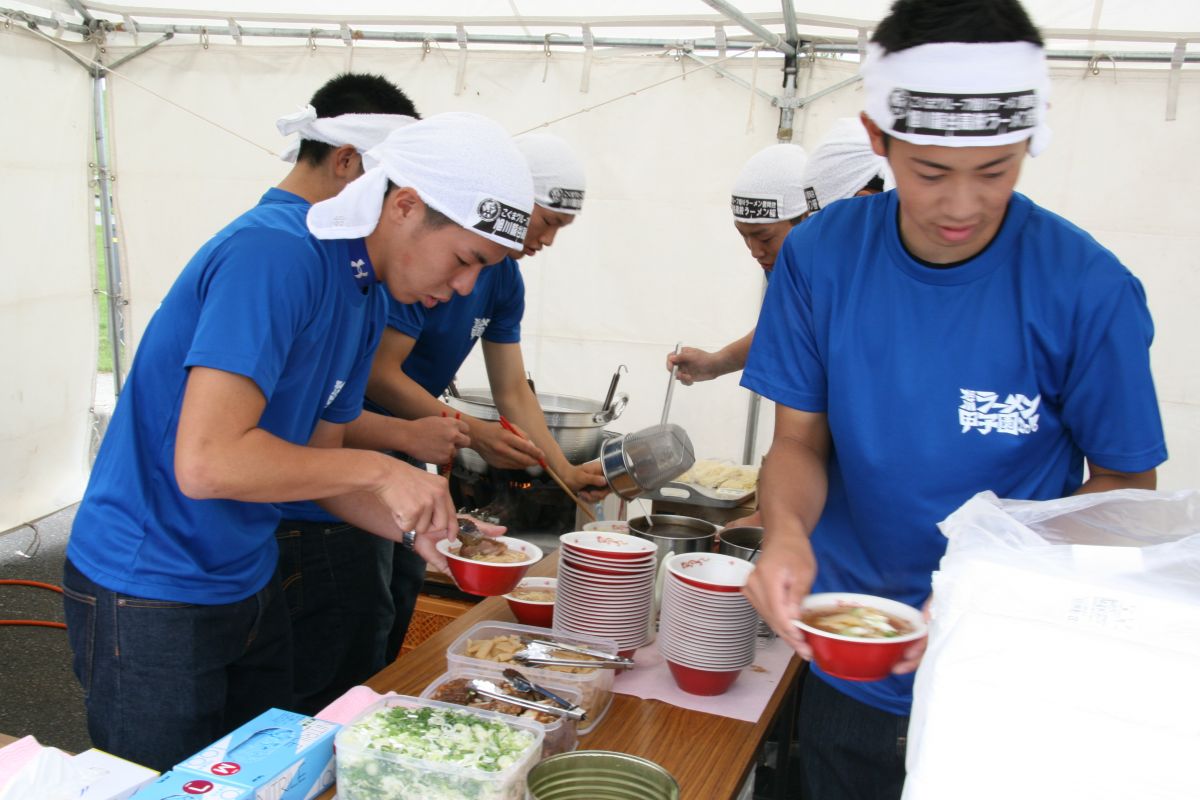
[
  {"left": 658, "top": 552, "right": 758, "bottom": 696},
  {"left": 554, "top": 531, "right": 658, "bottom": 655}
]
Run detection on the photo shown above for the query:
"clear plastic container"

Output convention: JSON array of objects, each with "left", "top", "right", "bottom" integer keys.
[
  {"left": 420, "top": 667, "right": 583, "bottom": 757},
  {"left": 335, "top": 695, "right": 543, "bottom": 800},
  {"left": 446, "top": 621, "right": 620, "bottom": 735}
]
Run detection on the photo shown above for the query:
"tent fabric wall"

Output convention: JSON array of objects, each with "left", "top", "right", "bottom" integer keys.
[
  {"left": 107, "top": 42, "right": 788, "bottom": 461},
  {"left": 107, "top": 41, "right": 1200, "bottom": 492},
  {"left": 0, "top": 28, "right": 96, "bottom": 531},
  {"left": 6, "top": 28, "right": 1197, "bottom": 530}
]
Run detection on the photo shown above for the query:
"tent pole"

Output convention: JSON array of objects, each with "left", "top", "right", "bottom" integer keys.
[
  {"left": 89, "top": 32, "right": 170, "bottom": 396},
  {"left": 697, "top": 0, "right": 796, "bottom": 56},
  {"left": 93, "top": 69, "right": 126, "bottom": 396}
]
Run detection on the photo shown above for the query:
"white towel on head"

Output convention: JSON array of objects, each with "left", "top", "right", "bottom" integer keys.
[
  {"left": 861, "top": 41, "right": 1051, "bottom": 157},
  {"left": 307, "top": 111, "right": 534, "bottom": 251},
  {"left": 800, "top": 118, "right": 889, "bottom": 214},
  {"left": 513, "top": 132, "right": 587, "bottom": 214},
  {"left": 276, "top": 104, "right": 418, "bottom": 163},
  {"left": 730, "top": 143, "right": 808, "bottom": 223}
]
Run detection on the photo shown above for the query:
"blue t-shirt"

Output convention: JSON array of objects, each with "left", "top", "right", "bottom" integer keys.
[
  {"left": 377, "top": 255, "right": 525, "bottom": 400},
  {"left": 69, "top": 189, "right": 387, "bottom": 604},
  {"left": 276, "top": 256, "right": 525, "bottom": 523},
  {"left": 742, "top": 190, "right": 1166, "bottom": 716}
]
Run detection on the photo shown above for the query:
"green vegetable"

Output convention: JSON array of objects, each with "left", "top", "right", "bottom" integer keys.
[{"left": 337, "top": 704, "right": 539, "bottom": 800}]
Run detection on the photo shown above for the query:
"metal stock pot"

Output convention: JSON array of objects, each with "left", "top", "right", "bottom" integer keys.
[{"left": 446, "top": 388, "right": 628, "bottom": 473}]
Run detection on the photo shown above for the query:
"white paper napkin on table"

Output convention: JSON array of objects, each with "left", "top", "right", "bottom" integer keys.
[{"left": 613, "top": 638, "right": 795, "bottom": 722}]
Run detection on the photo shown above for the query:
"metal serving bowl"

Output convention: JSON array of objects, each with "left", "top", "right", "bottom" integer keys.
[
  {"left": 718, "top": 526, "right": 764, "bottom": 562},
  {"left": 526, "top": 750, "right": 680, "bottom": 800},
  {"left": 447, "top": 388, "right": 628, "bottom": 472},
  {"left": 628, "top": 514, "right": 719, "bottom": 566}
]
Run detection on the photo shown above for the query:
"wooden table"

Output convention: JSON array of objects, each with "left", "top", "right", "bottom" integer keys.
[{"left": 330, "top": 551, "right": 801, "bottom": 799}]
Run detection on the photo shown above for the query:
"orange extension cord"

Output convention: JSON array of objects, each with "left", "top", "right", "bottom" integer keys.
[{"left": 0, "top": 579, "right": 67, "bottom": 629}]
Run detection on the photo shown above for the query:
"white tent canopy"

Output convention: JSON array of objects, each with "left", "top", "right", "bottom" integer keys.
[{"left": 2, "top": 0, "right": 1198, "bottom": 532}]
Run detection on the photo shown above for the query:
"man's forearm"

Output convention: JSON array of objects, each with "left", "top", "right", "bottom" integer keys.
[
  {"left": 495, "top": 384, "right": 572, "bottom": 475},
  {"left": 718, "top": 328, "right": 756, "bottom": 375},
  {"left": 316, "top": 490, "right": 406, "bottom": 541},
  {"left": 758, "top": 435, "right": 829, "bottom": 545},
  {"left": 176, "top": 427, "right": 391, "bottom": 504}
]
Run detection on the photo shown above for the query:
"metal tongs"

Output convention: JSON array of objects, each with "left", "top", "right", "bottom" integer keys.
[
  {"left": 466, "top": 678, "right": 587, "bottom": 721},
  {"left": 513, "top": 636, "right": 635, "bottom": 670}
]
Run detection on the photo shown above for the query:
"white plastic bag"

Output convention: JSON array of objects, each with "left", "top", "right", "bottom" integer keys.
[{"left": 903, "top": 489, "right": 1200, "bottom": 800}]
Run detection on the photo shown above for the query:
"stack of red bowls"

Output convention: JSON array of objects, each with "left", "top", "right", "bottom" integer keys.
[
  {"left": 554, "top": 531, "right": 659, "bottom": 656},
  {"left": 658, "top": 552, "right": 758, "bottom": 696}
]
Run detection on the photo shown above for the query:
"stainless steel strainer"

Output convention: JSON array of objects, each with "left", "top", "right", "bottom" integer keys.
[{"left": 600, "top": 423, "right": 695, "bottom": 501}]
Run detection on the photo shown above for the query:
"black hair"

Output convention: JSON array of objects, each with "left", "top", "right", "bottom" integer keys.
[
  {"left": 862, "top": 175, "right": 886, "bottom": 193},
  {"left": 297, "top": 72, "right": 421, "bottom": 167},
  {"left": 871, "top": 0, "right": 1043, "bottom": 54}
]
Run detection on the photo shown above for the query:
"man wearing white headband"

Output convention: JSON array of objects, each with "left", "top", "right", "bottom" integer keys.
[
  {"left": 270, "top": 76, "right": 473, "bottom": 717},
  {"left": 668, "top": 131, "right": 888, "bottom": 386},
  {"left": 740, "top": 1, "right": 1166, "bottom": 796},
  {"left": 362, "top": 130, "right": 607, "bottom": 660},
  {"left": 63, "top": 91, "right": 530, "bottom": 769}
]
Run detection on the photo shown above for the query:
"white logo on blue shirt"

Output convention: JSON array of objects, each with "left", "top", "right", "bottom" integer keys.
[
  {"left": 470, "top": 317, "right": 491, "bottom": 340},
  {"left": 959, "top": 389, "right": 1040, "bottom": 435},
  {"left": 325, "top": 380, "right": 346, "bottom": 409},
  {"left": 350, "top": 259, "right": 368, "bottom": 280}
]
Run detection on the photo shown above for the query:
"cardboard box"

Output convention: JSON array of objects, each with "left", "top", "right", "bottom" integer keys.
[
  {"left": 130, "top": 709, "right": 339, "bottom": 800},
  {"left": 72, "top": 748, "right": 159, "bottom": 800},
  {"left": 130, "top": 770, "right": 251, "bottom": 799}
]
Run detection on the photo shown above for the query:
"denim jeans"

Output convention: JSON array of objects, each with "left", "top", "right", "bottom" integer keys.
[
  {"left": 274, "top": 521, "right": 397, "bottom": 715},
  {"left": 797, "top": 669, "right": 909, "bottom": 800},
  {"left": 385, "top": 544, "right": 429, "bottom": 661},
  {"left": 61, "top": 557, "right": 293, "bottom": 773}
]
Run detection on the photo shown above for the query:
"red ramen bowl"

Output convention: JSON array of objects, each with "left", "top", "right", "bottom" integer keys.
[
  {"left": 436, "top": 536, "right": 543, "bottom": 597},
  {"left": 665, "top": 661, "right": 742, "bottom": 696},
  {"left": 503, "top": 577, "right": 556, "bottom": 627},
  {"left": 792, "top": 593, "right": 927, "bottom": 682}
]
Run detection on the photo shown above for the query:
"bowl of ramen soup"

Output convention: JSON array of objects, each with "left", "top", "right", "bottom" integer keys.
[
  {"left": 793, "top": 593, "right": 927, "bottom": 682},
  {"left": 504, "top": 577, "right": 557, "bottom": 627},
  {"left": 436, "top": 536, "right": 544, "bottom": 597}
]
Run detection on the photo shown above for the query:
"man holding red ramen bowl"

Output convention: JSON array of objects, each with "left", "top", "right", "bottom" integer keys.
[{"left": 740, "top": 0, "right": 1166, "bottom": 797}]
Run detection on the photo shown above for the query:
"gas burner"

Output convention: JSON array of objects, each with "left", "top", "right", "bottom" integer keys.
[{"left": 450, "top": 465, "right": 582, "bottom": 553}]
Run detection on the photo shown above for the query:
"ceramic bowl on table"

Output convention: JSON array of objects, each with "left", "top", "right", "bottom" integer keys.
[
  {"left": 503, "top": 577, "right": 557, "bottom": 627},
  {"left": 436, "top": 537, "right": 543, "bottom": 596},
  {"left": 664, "top": 661, "right": 743, "bottom": 696},
  {"left": 664, "top": 551, "right": 755, "bottom": 593},
  {"left": 792, "top": 592, "right": 928, "bottom": 681}
]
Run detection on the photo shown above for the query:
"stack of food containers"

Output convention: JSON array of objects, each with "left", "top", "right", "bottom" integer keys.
[
  {"left": 553, "top": 531, "right": 658, "bottom": 656},
  {"left": 446, "top": 620, "right": 620, "bottom": 734},
  {"left": 658, "top": 552, "right": 758, "bottom": 696}
]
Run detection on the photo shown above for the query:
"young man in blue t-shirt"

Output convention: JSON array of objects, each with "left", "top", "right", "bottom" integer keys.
[
  {"left": 741, "top": 1, "right": 1167, "bottom": 797},
  {"left": 362, "top": 133, "right": 608, "bottom": 659},
  {"left": 667, "top": 126, "right": 887, "bottom": 385},
  {"left": 63, "top": 99, "right": 533, "bottom": 770}
]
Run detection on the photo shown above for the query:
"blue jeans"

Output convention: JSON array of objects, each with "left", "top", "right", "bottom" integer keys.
[
  {"left": 275, "top": 521, "right": 396, "bottom": 715},
  {"left": 797, "top": 669, "right": 909, "bottom": 800},
  {"left": 385, "top": 544, "right": 429, "bottom": 661},
  {"left": 61, "top": 557, "right": 293, "bottom": 773}
]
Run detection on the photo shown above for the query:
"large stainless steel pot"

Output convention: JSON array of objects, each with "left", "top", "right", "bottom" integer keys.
[{"left": 446, "top": 388, "right": 628, "bottom": 473}]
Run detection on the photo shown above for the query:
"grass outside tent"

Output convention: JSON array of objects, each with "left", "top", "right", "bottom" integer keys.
[{"left": 95, "top": 223, "right": 111, "bottom": 374}]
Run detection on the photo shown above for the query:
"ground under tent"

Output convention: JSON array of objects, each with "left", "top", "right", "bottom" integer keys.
[{"left": 2, "top": 0, "right": 1198, "bottom": 532}]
